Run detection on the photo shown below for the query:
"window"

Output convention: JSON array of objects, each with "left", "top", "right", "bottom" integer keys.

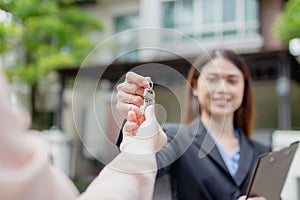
[
  {"left": 245, "top": 0, "right": 258, "bottom": 21},
  {"left": 114, "top": 13, "right": 139, "bottom": 33},
  {"left": 223, "top": 0, "right": 236, "bottom": 23},
  {"left": 162, "top": 0, "right": 193, "bottom": 28},
  {"left": 162, "top": 1, "right": 175, "bottom": 28},
  {"left": 202, "top": 0, "right": 215, "bottom": 24},
  {"left": 245, "top": 0, "right": 259, "bottom": 35},
  {"left": 113, "top": 12, "right": 139, "bottom": 61},
  {"left": 161, "top": 0, "right": 260, "bottom": 41}
]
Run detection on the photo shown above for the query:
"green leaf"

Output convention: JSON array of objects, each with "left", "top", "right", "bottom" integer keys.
[{"left": 272, "top": 0, "right": 300, "bottom": 45}]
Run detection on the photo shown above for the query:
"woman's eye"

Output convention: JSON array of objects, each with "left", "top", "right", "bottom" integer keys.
[
  {"left": 228, "top": 79, "right": 239, "bottom": 84},
  {"left": 206, "top": 77, "right": 218, "bottom": 83}
]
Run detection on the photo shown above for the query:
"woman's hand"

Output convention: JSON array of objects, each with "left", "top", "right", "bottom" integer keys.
[
  {"left": 116, "top": 71, "right": 151, "bottom": 123},
  {"left": 120, "top": 105, "right": 167, "bottom": 154}
]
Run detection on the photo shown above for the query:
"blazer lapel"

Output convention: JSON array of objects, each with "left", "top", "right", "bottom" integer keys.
[
  {"left": 234, "top": 132, "right": 255, "bottom": 186},
  {"left": 191, "top": 119, "right": 230, "bottom": 175},
  {"left": 191, "top": 118, "right": 255, "bottom": 185}
]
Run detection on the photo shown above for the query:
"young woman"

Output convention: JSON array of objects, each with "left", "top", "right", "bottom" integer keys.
[{"left": 116, "top": 49, "right": 271, "bottom": 200}]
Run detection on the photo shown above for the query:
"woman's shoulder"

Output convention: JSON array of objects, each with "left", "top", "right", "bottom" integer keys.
[
  {"left": 162, "top": 122, "right": 195, "bottom": 133},
  {"left": 163, "top": 118, "right": 202, "bottom": 132},
  {"left": 162, "top": 122, "right": 182, "bottom": 140},
  {"left": 162, "top": 121, "right": 203, "bottom": 143},
  {"left": 163, "top": 122, "right": 180, "bottom": 131}
]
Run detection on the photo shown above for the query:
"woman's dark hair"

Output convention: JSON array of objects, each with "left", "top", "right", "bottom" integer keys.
[{"left": 183, "top": 49, "right": 254, "bottom": 138}]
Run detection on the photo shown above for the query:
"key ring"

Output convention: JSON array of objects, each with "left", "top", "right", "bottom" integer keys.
[{"left": 149, "top": 81, "right": 153, "bottom": 89}]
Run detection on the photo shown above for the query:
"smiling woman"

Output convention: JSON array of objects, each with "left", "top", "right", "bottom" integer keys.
[{"left": 116, "top": 49, "right": 271, "bottom": 200}]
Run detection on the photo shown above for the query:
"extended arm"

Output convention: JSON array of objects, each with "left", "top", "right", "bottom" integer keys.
[{"left": 79, "top": 105, "right": 167, "bottom": 200}]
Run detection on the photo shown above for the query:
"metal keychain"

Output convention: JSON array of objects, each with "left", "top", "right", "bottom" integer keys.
[{"left": 141, "top": 81, "right": 155, "bottom": 114}]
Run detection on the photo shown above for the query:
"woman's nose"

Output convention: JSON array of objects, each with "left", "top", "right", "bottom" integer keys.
[{"left": 214, "top": 79, "right": 229, "bottom": 93}]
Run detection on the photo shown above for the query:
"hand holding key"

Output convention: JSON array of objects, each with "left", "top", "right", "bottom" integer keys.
[{"left": 116, "top": 72, "right": 152, "bottom": 127}]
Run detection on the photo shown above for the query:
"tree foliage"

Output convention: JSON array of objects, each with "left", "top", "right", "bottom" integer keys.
[
  {"left": 0, "top": 0, "right": 102, "bottom": 85},
  {"left": 273, "top": 0, "right": 300, "bottom": 45},
  {"left": 0, "top": 0, "right": 102, "bottom": 129}
]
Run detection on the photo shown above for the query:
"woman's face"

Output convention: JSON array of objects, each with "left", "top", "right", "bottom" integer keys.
[{"left": 193, "top": 57, "right": 245, "bottom": 118}]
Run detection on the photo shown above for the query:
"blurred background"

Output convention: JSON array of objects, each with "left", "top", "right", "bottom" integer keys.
[{"left": 1, "top": 0, "right": 300, "bottom": 199}]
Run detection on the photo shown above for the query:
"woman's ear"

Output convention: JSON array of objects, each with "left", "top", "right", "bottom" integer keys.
[{"left": 192, "top": 79, "right": 198, "bottom": 96}]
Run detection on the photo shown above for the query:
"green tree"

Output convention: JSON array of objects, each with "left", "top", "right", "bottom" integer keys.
[
  {"left": 273, "top": 0, "right": 300, "bottom": 44},
  {"left": 0, "top": 0, "right": 102, "bottom": 129}
]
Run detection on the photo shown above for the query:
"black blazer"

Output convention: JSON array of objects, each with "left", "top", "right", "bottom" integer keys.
[{"left": 156, "top": 118, "right": 271, "bottom": 200}]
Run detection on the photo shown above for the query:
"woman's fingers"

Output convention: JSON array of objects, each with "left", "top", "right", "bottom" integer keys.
[
  {"left": 116, "top": 82, "right": 145, "bottom": 119},
  {"left": 127, "top": 110, "right": 138, "bottom": 123},
  {"left": 123, "top": 107, "right": 146, "bottom": 136},
  {"left": 130, "top": 106, "right": 145, "bottom": 126},
  {"left": 127, "top": 108, "right": 145, "bottom": 126},
  {"left": 125, "top": 71, "right": 151, "bottom": 87},
  {"left": 117, "top": 82, "right": 145, "bottom": 97},
  {"left": 116, "top": 90, "right": 144, "bottom": 106},
  {"left": 115, "top": 99, "right": 141, "bottom": 120},
  {"left": 123, "top": 120, "right": 138, "bottom": 136},
  {"left": 116, "top": 72, "right": 152, "bottom": 119}
]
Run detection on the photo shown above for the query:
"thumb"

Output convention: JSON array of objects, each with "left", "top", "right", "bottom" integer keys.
[
  {"left": 139, "top": 105, "right": 158, "bottom": 131},
  {"left": 136, "top": 105, "right": 157, "bottom": 137},
  {"left": 143, "top": 105, "right": 167, "bottom": 150},
  {"left": 144, "top": 105, "right": 156, "bottom": 122}
]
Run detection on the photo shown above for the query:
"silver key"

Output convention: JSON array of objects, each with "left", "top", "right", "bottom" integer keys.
[{"left": 141, "top": 81, "right": 155, "bottom": 114}]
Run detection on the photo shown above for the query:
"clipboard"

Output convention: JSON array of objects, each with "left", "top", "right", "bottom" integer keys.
[{"left": 246, "top": 141, "right": 299, "bottom": 200}]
